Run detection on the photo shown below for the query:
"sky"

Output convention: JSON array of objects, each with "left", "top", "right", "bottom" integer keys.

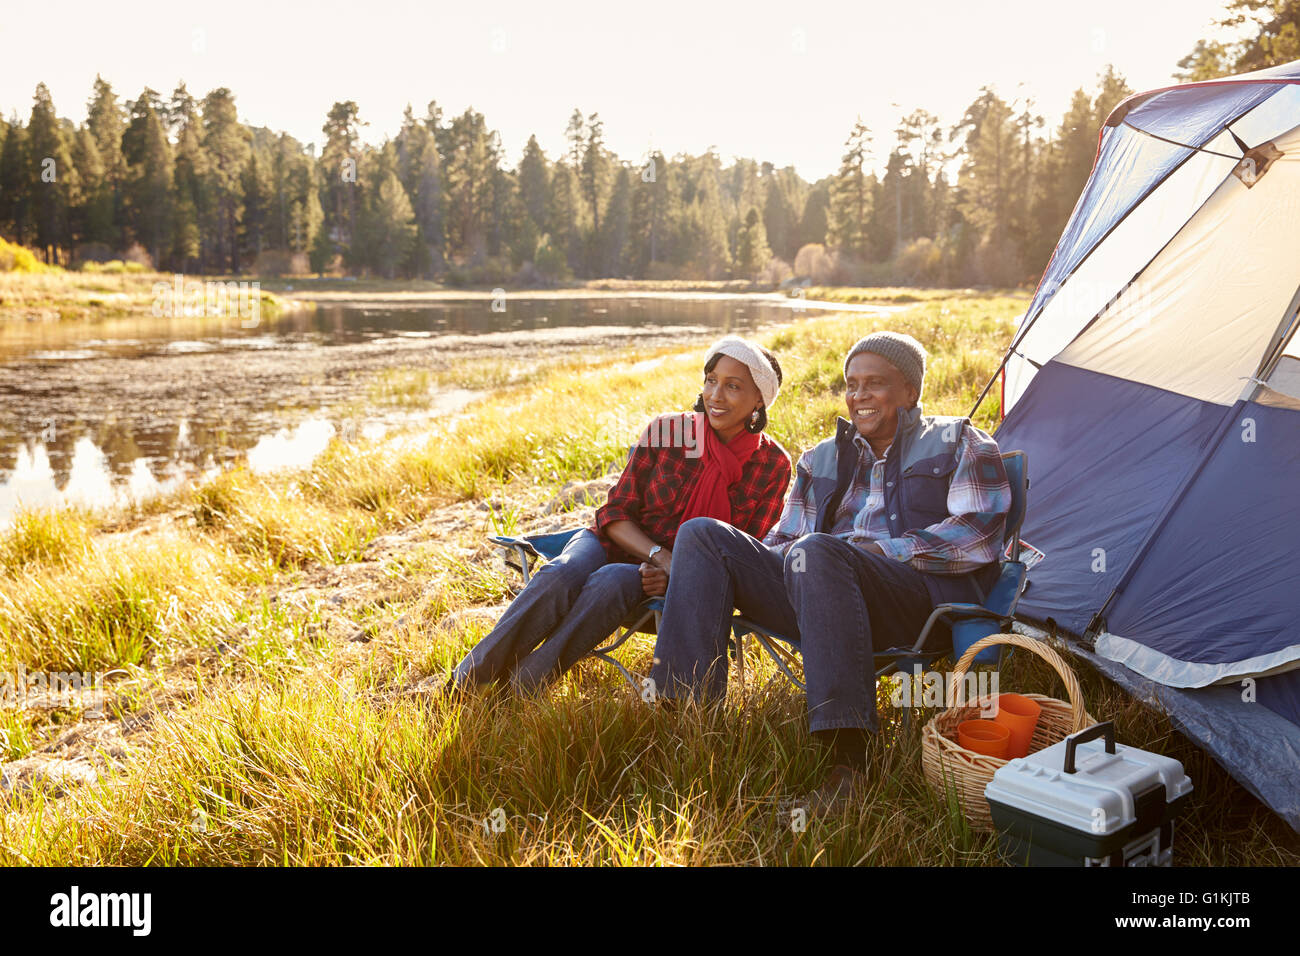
[{"left": 2, "top": 0, "right": 1237, "bottom": 182}]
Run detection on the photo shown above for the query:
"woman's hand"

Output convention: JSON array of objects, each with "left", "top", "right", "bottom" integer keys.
[{"left": 639, "top": 562, "right": 669, "bottom": 597}]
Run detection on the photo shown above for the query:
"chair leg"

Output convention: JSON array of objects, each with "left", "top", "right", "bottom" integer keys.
[
  {"left": 746, "top": 629, "right": 805, "bottom": 691},
  {"left": 513, "top": 545, "right": 534, "bottom": 585},
  {"left": 590, "top": 608, "right": 655, "bottom": 697}
]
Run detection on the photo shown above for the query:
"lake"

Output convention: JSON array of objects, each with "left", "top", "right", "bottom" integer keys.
[{"left": 0, "top": 293, "right": 884, "bottom": 522}]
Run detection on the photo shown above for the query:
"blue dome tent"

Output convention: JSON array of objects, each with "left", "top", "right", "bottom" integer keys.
[{"left": 975, "top": 59, "right": 1300, "bottom": 831}]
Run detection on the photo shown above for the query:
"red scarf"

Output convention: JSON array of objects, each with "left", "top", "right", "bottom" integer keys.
[{"left": 678, "top": 411, "right": 762, "bottom": 524}]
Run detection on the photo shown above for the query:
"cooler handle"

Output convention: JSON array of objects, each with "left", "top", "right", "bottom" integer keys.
[{"left": 1063, "top": 720, "right": 1116, "bottom": 774}]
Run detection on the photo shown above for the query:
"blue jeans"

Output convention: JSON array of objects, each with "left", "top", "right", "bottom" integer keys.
[
  {"left": 450, "top": 530, "right": 646, "bottom": 692},
  {"left": 649, "top": 518, "right": 936, "bottom": 732}
]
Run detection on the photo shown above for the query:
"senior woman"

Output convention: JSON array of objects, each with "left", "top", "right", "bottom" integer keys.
[{"left": 446, "top": 336, "right": 792, "bottom": 694}]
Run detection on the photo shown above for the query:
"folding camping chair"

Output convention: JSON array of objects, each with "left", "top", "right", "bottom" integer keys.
[
  {"left": 490, "top": 451, "right": 1030, "bottom": 696},
  {"left": 490, "top": 528, "right": 662, "bottom": 692},
  {"left": 729, "top": 449, "right": 1031, "bottom": 690}
]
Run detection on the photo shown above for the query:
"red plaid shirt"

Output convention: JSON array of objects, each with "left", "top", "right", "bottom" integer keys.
[{"left": 591, "top": 412, "right": 792, "bottom": 562}]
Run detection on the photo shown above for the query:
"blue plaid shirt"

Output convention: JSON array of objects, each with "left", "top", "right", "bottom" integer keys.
[{"left": 765, "top": 416, "right": 1011, "bottom": 575}]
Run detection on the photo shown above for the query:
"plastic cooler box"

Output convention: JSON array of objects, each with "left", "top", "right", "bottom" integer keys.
[{"left": 983, "top": 721, "right": 1193, "bottom": 866}]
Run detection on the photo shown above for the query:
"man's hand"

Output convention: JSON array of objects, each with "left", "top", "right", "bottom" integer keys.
[
  {"left": 862, "top": 541, "right": 886, "bottom": 557},
  {"left": 639, "top": 562, "right": 669, "bottom": 597}
]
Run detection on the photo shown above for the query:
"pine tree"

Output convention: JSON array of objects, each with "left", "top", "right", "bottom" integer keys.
[
  {"left": 413, "top": 134, "right": 445, "bottom": 275},
  {"left": 1206, "top": 1, "right": 1300, "bottom": 74},
  {"left": 953, "top": 88, "right": 1023, "bottom": 284},
  {"left": 761, "top": 166, "right": 801, "bottom": 263},
  {"left": 548, "top": 157, "right": 582, "bottom": 275},
  {"left": 597, "top": 164, "right": 631, "bottom": 276},
  {"left": 395, "top": 102, "right": 444, "bottom": 273},
  {"left": 627, "top": 149, "right": 669, "bottom": 276},
  {"left": 289, "top": 152, "right": 323, "bottom": 258},
  {"left": 171, "top": 93, "right": 209, "bottom": 271},
  {"left": 517, "top": 135, "right": 550, "bottom": 234},
  {"left": 365, "top": 169, "right": 416, "bottom": 278},
  {"left": 126, "top": 99, "right": 174, "bottom": 267},
  {"left": 734, "top": 206, "right": 771, "bottom": 278},
  {"left": 688, "top": 152, "right": 731, "bottom": 279},
  {"left": 827, "top": 119, "right": 873, "bottom": 260},
  {"left": 558, "top": 108, "right": 592, "bottom": 274},
  {"left": 894, "top": 109, "right": 944, "bottom": 244},
  {"left": 320, "top": 101, "right": 365, "bottom": 265},
  {"left": 443, "top": 107, "right": 497, "bottom": 264},
  {"left": 241, "top": 147, "right": 272, "bottom": 265},
  {"left": 1174, "top": 39, "right": 1235, "bottom": 81},
  {"left": 799, "top": 181, "right": 830, "bottom": 250},
  {"left": 580, "top": 113, "right": 610, "bottom": 239},
  {"left": 485, "top": 129, "right": 511, "bottom": 261},
  {"left": 267, "top": 132, "right": 296, "bottom": 250},
  {"left": 86, "top": 75, "right": 127, "bottom": 249},
  {"left": 872, "top": 151, "right": 903, "bottom": 259},
  {"left": 27, "top": 83, "right": 76, "bottom": 264},
  {"left": 1092, "top": 66, "right": 1133, "bottom": 126},
  {"left": 0, "top": 118, "right": 31, "bottom": 245},
  {"left": 70, "top": 126, "right": 110, "bottom": 249},
  {"left": 202, "top": 88, "right": 251, "bottom": 272}
]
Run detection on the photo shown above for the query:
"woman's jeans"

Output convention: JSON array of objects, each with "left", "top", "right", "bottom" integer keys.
[{"left": 450, "top": 530, "right": 646, "bottom": 691}]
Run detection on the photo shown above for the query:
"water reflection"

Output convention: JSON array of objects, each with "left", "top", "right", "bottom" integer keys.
[
  {"left": 0, "top": 435, "right": 190, "bottom": 523},
  {"left": 0, "top": 417, "right": 343, "bottom": 525},
  {"left": 246, "top": 419, "right": 336, "bottom": 474}
]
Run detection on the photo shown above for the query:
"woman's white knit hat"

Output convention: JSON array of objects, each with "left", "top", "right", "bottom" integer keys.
[{"left": 706, "top": 336, "right": 780, "bottom": 409}]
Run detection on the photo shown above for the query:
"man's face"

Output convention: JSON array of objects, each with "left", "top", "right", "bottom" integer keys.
[{"left": 844, "top": 352, "right": 919, "bottom": 449}]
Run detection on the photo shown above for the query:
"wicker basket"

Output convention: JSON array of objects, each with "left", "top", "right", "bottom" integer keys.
[{"left": 920, "top": 632, "right": 1095, "bottom": 831}]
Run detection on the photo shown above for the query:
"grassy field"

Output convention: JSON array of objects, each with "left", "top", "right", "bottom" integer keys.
[
  {"left": 0, "top": 268, "right": 303, "bottom": 325},
  {"left": 1, "top": 289, "right": 1296, "bottom": 866}
]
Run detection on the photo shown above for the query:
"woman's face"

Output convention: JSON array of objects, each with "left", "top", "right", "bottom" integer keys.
[{"left": 702, "top": 354, "right": 763, "bottom": 440}]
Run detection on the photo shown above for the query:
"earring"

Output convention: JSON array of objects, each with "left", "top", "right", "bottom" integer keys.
[{"left": 750, "top": 409, "right": 759, "bottom": 423}]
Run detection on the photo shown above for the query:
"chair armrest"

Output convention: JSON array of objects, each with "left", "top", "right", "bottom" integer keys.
[
  {"left": 488, "top": 535, "right": 540, "bottom": 558},
  {"left": 936, "top": 603, "right": 1013, "bottom": 623}
]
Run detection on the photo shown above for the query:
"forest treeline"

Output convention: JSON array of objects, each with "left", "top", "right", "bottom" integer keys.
[{"left": 1, "top": 0, "right": 1295, "bottom": 287}]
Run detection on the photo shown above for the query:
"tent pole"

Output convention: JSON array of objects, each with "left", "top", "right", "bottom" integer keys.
[
  {"left": 969, "top": 315, "right": 1044, "bottom": 419},
  {"left": 969, "top": 351, "right": 1012, "bottom": 419}
]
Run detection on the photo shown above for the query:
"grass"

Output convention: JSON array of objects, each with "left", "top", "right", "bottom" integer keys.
[
  {"left": 0, "top": 529, "right": 255, "bottom": 673},
  {"left": 3, "top": 638, "right": 1291, "bottom": 865},
  {"left": 192, "top": 467, "right": 380, "bottom": 568},
  {"left": 0, "top": 287, "right": 1295, "bottom": 866},
  {"left": 0, "top": 507, "right": 94, "bottom": 573},
  {"left": 0, "top": 268, "right": 303, "bottom": 324},
  {"left": 364, "top": 368, "right": 436, "bottom": 408},
  {"left": 352, "top": 358, "right": 553, "bottom": 412},
  {"left": 800, "top": 286, "right": 1023, "bottom": 305}
]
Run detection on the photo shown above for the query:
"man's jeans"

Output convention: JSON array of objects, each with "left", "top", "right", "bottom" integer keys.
[
  {"left": 649, "top": 517, "right": 936, "bottom": 732},
  {"left": 451, "top": 529, "right": 645, "bottom": 691}
]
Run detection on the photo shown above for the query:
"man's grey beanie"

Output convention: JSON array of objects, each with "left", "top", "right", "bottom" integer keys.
[{"left": 843, "top": 331, "right": 927, "bottom": 396}]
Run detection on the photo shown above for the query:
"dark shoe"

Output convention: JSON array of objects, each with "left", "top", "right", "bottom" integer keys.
[{"left": 801, "top": 763, "right": 867, "bottom": 814}]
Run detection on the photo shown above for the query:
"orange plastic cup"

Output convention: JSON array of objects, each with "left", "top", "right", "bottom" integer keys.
[
  {"left": 993, "top": 693, "right": 1042, "bottom": 759},
  {"left": 957, "top": 719, "right": 1010, "bottom": 759}
]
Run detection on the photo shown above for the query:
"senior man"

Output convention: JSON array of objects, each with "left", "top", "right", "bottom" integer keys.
[{"left": 648, "top": 331, "right": 1012, "bottom": 809}]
